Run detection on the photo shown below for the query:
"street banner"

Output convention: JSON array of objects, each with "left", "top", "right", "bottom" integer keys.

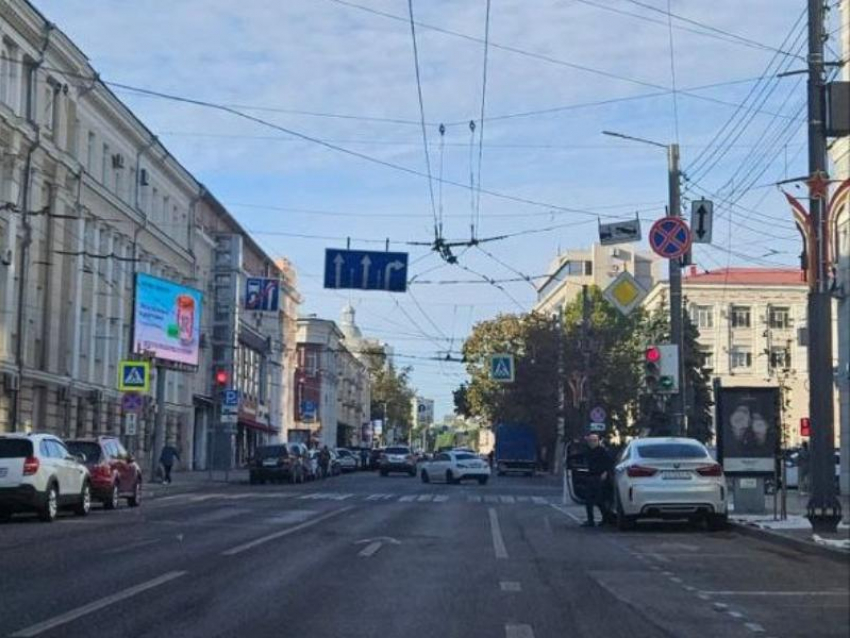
[{"left": 715, "top": 383, "right": 780, "bottom": 474}]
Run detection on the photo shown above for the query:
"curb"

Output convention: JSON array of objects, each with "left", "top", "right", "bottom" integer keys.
[{"left": 731, "top": 521, "right": 850, "bottom": 563}]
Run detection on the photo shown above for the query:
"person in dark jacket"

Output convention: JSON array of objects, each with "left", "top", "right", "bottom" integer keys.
[
  {"left": 582, "top": 434, "right": 613, "bottom": 527},
  {"left": 159, "top": 444, "right": 180, "bottom": 485}
]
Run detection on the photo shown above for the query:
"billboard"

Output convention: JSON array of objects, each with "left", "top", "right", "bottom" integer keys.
[
  {"left": 715, "top": 385, "right": 780, "bottom": 474},
  {"left": 133, "top": 273, "right": 203, "bottom": 367}
]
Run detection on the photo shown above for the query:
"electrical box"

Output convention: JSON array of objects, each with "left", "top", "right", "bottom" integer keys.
[{"left": 826, "top": 82, "right": 850, "bottom": 137}]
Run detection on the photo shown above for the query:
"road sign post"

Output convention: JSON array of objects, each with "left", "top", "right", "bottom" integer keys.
[{"left": 324, "top": 248, "right": 409, "bottom": 292}]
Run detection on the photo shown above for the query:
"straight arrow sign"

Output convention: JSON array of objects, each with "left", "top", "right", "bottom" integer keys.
[{"left": 690, "top": 199, "right": 713, "bottom": 244}]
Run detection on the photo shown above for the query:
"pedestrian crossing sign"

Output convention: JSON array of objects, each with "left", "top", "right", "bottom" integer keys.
[
  {"left": 118, "top": 361, "right": 150, "bottom": 393},
  {"left": 491, "top": 354, "right": 515, "bottom": 383}
]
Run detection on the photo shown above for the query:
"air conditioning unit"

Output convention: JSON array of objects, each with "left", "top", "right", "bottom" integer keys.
[
  {"left": 4, "top": 373, "right": 20, "bottom": 392},
  {"left": 139, "top": 168, "right": 150, "bottom": 186},
  {"left": 111, "top": 153, "right": 125, "bottom": 169}
]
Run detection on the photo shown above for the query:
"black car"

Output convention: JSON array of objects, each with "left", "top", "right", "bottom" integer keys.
[{"left": 249, "top": 445, "right": 304, "bottom": 484}]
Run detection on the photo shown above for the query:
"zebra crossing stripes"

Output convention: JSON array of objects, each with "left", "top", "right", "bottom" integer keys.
[
  {"left": 174, "top": 491, "right": 553, "bottom": 505},
  {"left": 365, "top": 494, "right": 395, "bottom": 501},
  {"left": 500, "top": 496, "right": 515, "bottom": 504},
  {"left": 531, "top": 497, "right": 548, "bottom": 505},
  {"left": 468, "top": 495, "right": 482, "bottom": 503},
  {"left": 299, "top": 492, "right": 353, "bottom": 501}
]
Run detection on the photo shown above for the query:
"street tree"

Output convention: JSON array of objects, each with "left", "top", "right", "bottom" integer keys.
[{"left": 363, "top": 349, "right": 417, "bottom": 441}]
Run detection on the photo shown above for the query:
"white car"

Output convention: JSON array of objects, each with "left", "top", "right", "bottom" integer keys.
[
  {"left": 613, "top": 437, "right": 727, "bottom": 531},
  {"left": 420, "top": 451, "right": 491, "bottom": 485},
  {"left": 0, "top": 433, "right": 92, "bottom": 522},
  {"left": 335, "top": 448, "right": 359, "bottom": 473}
]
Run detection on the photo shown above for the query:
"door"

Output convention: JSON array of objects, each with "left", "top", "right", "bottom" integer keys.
[
  {"left": 49, "top": 439, "right": 84, "bottom": 502},
  {"left": 112, "top": 440, "right": 134, "bottom": 492},
  {"left": 431, "top": 454, "right": 450, "bottom": 481}
]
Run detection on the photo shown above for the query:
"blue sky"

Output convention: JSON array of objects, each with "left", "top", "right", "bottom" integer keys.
[{"left": 37, "top": 0, "right": 841, "bottom": 419}]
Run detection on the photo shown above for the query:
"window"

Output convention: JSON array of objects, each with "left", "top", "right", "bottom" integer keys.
[
  {"left": 730, "top": 306, "right": 751, "bottom": 328},
  {"left": 101, "top": 143, "right": 110, "bottom": 186},
  {"left": 0, "top": 42, "right": 10, "bottom": 106},
  {"left": 42, "top": 78, "right": 59, "bottom": 133},
  {"left": 770, "top": 346, "right": 791, "bottom": 370},
  {"left": 636, "top": 443, "right": 709, "bottom": 459},
  {"left": 305, "top": 350, "right": 318, "bottom": 376},
  {"left": 768, "top": 307, "right": 791, "bottom": 329},
  {"left": 86, "top": 131, "right": 95, "bottom": 172},
  {"left": 584, "top": 261, "right": 593, "bottom": 276},
  {"left": 22, "top": 57, "right": 35, "bottom": 121},
  {"left": 730, "top": 346, "right": 752, "bottom": 369},
  {"left": 698, "top": 345, "right": 714, "bottom": 370},
  {"left": 690, "top": 305, "right": 714, "bottom": 329}
]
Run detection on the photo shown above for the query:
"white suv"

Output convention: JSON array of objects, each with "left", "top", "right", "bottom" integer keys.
[{"left": 0, "top": 433, "right": 92, "bottom": 522}]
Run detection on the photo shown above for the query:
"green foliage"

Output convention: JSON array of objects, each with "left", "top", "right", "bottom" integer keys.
[{"left": 364, "top": 351, "right": 416, "bottom": 438}]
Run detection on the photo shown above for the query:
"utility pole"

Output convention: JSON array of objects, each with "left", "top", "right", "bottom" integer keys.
[
  {"left": 667, "top": 143, "right": 686, "bottom": 436},
  {"left": 554, "top": 307, "right": 565, "bottom": 477},
  {"left": 580, "top": 284, "right": 592, "bottom": 434},
  {"left": 804, "top": 0, "right": 842, "bottom": 532}
]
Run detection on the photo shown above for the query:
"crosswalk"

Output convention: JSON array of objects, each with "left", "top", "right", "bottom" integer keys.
[{"left": 162, "top": 491, "right": 556, "bottom": 506}]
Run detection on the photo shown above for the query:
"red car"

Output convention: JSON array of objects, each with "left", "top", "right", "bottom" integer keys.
[{"left": 65, "top": 437, "right": 142, "bottom": 509}]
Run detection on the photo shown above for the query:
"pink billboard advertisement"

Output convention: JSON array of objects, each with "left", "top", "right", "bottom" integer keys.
[{"left": 133, "top": 273, "right": 203, "bottom": 367}]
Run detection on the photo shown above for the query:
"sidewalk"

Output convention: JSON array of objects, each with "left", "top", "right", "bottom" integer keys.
[
  {"left": 730, "top": 491, "right": 850, "bottom": 558},
  {"left": 143, "top": 469, "right": 250, "bottom": 500}
]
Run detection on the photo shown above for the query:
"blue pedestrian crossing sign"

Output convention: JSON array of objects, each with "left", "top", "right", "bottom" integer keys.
[
  {"left": 118, "top": 361, "right": 150, "bottom": 393},
  {"left": 490, "top": 354, "right": 515, "bottom": 383}
]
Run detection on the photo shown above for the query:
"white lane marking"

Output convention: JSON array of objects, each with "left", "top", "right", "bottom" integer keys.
[
  {"left": 697, "top": 593, "right": 712, "bottom": 601},
  {"left": 727, "top": 611, "right": 745, "bottom": 619},
  {"left": 100, "top": 538, "right": 159, "bottom": 555},
  {"left": 701, "top": 590, "right": 850, "bottom": 597},
  {"left": 399, "top": 495, "right": 417, "bottom": 502},
  {"left": 358, "top": 541, "right": 383, "bottom": 557},
  {"left": 670, "top": 577, "right": 683, "bottom": 584},
  {"left": 712, "top": 603, "right": 729, "bottom": 611},
  {"left": 10, "top": 571, "right": 187, "bottom": 637},
  {"left": 485, "top": 495, "right": 500, "bottom": 504},
  {"left": 488, "top": 507, "right": 509, "bottom": 560},
  {"left": 222, "top": 507, "right": 352, "bottom": 556},
  {"left": 683, "top": 585, "right": 697, "bottom": 592},
  {"left": 744, "top": 624, "right": 765, "bottom": 634},
  {"left": 330, "top": 493, "right": 354, "bottom": 501},
  {"left": 500, "top": 495, "right": 515, "bottom": 504},
  {"left": 417, "top": 494, "right": 433, "bottom": 502},
  {"left": 500, "top": 581, "right": 522, "bottom": 592},
  {"left": 516, "top": 496, "right": 529, "bottom": 503},
  {"left": 433, "top": 495, "right": 448, "bottom": 503},
  {"left": 505, "top": 623, "right": 534, "bottom": 638},
  {"left": 188, "top": 494, "right": 221, "bottom": 502},
  {"left": 366, "top": 494, "right": 393, "bottom": 501},
  {"left": 468, "top": 495, "right": 482, "bottom": 503},
  {"left": 548, "top": 503, "right": 582, "bottom": 524},
  {"left": 531, "top": 497, "right": 547, "bottom": 505},
  {"left": 298, "top": 493, "right": 323, "bottom": 500}
]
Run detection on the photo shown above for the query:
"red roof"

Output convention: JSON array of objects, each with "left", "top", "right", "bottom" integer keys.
[{"left": 683, "top": 267, "right": 806, "bottom": 286}]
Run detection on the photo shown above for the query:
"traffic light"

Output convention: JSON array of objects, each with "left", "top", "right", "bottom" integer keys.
[
  {"left": 800, "top": 417, "right": 811, "bottom": 437},
  {"left": 214, "top": 369, "right": 229, "bottom": 387},
  {"left": 644, "top": 344, "right": 679, "bottom": 394}
]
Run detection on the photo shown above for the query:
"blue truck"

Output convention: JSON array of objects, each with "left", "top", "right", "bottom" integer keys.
[{"left": 495, "top": 424, "right": 537, "bottom": 477}]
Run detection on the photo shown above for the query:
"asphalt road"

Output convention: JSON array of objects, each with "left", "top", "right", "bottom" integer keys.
[{"left": 1, "top": 472, "right": 847, "bottom": 638}]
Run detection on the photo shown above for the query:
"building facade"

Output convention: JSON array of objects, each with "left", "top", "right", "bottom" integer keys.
[
  {"left": 0, "top": 0, "right": 294, "bottom": 471},
  {"left": 293, "top": 318, "right": 343, "bottom": 448},
  {"left": 534, "top": 244, "right": 660, "bottom": 315},
  {"left": 644, "top": 268, "right": 841, "bottom": 449}
]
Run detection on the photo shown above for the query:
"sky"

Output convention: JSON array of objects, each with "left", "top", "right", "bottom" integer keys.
[{"left": 36, "top": 0, "right": 845, "bottom": 419}]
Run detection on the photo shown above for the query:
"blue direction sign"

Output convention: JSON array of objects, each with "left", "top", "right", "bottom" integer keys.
[
  {"left": 490, "top": 354, "right": 515, "bottom": 383},
  {"left": 649, "top": 217, "right": 692, "bottom": 260},
  {"left": 324, "top": 249, "right": 408, "bottom": 293},
  {"left": 245, "top": 277, "right": 280, "bottom": 312}
]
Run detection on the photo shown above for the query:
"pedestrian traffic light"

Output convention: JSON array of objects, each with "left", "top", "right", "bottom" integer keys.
[
  {"left": 644, "top": 344, "right": 679, "bottom": 394},
  {"left": 214, "top": 369, "right": 228, "bottom": 386},
  {"left": 800, "top": 417, "right": 810, "bottom": 437}
]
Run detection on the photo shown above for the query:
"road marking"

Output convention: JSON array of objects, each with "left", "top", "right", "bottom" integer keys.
[
  {"left": 712, "top": 603, "right": 729, "bottom": 611},
  {"left": 485, "top": 495, "right": 500, "bottom": 504},
  {"left": 702, "top": 590, "right": 850, "bottom": 597},
  {"left": 670, "top": 577, "right": 683, "bottom": 584},
  {"left": 366, "top": 494, "right": 393, "bottom": 501},
  {"left": 100, "top": 538, "right": 160, "bottom": 555},
  {"left": 399, "top": 495, "right": 417, "bottom": 502},
  {"left": 500, "top": 495, "right": 516, "bottom": 504},
  {"left": 10, "top": 571, "right": 187, "bottom": 637},
  {"left": 358, "top": 541, "right": 383, "bottom": 557},
  {"left": 505, "top": 623, "right": 534, "bottom": 638},
  {"left": 728, "top": 611, "right": 745, "bottom": 619},
  {"left": 433, "top": 495, "right": 448, "bottom": 503},
  {"left": 417, "top": 494, "right": 433, "bottom": 502},
  {"left": 222, "top": 507, "right": 352, "bottom": 556},
  {"left": 468, "top": 495, "right": 482, "bottom": 503},
  {"left": 488, "top": 508, "right": 508, "bottom": 560},
  {"left": 516, "top": 496, "right": 529, "bottom": 503},
  {"left": 744, "top": 623, "right": 765, "bottom": 633},
  {"left": 500, "top": 581, "right": 522, "bottom": 592},
  {"left": 531, "top": 497, "right": 547, "bottom": 505},
  {"left": 330, "top": 493, "right": 354, "bottom": 501},
  {"left": 548, "top": 503, "right": 583, "bottom": 524}
]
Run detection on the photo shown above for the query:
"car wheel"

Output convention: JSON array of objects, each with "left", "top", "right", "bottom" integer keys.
[
  {"left": 39, "top": 483, "right": 59, "bottom": 522},
  {"left": 421, "top": 470, "right": 430, "bottom": 484},
  {"left": 74, "top": 482, "right": 92, "bottom": 517},
  {"left": 408, "top": 469, "right": 416, "bottom": 477},
  {"left": 128, "top": 480, "right": 142, "bottom": 507},
  {"left": 478, "top": 477, "right": 488, "bottom": 486},
  {"left": 0, "top": 509, "right": 11, "bottom": 522},
  {"left": 104, "top": 483, "right": 120, "bottom": 510},
  {"left": 446, "top": 470, "right": 456, "bottom": 485},
  {"left": 616, "top": 496, "right": 636, "bottom": 531},
  {"left": 707, "top": 514, "right": 728, "bottom": 531},
  {"left": 380, "top": 470, "right": 388, "bottom": 477}
]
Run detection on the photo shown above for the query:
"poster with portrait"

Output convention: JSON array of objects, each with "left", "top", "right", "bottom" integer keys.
[{"left": 715, "top": 384, "right": 780, "bottom": 474}]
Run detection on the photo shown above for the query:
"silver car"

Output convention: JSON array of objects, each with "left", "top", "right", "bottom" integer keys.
[{"left": 613, "top": 437, "right": 727, "bottom": 531}]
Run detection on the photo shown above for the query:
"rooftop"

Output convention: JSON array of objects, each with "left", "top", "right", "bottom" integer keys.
[{"left": 682, "top": 267, "right": 806, "bottom": 286}]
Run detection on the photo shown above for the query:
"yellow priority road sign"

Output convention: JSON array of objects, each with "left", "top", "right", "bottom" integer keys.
[
  {"left": 602, "top": 271, "right": 648, "bottom": 317},
  {"left": 118, "top": 360, "right": 151, "bottom": 393}
]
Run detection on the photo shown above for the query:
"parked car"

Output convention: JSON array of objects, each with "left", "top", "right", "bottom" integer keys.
[
  {"left": 65, "top": 437, "right": 142, "bottom": 509},
  {"left": 249, "top": 445, "right": 305, "bottom": 484},
  {"left": 379, "top": 446, "right": 417, "bottom": 477},
  {"left": 420, "top": 451, "right": 491, "bottom": 485},
  {"left": 0, "top": 433, "right": 92, "bottom": 522},
  {"left": 613, "top": 437, "right": 727, "bottom": 531},
  {"left": 495, "top": 424, "right": 537, "bottom": 476},
  {"left": 782, "top": 449, "right": 841, "bottom": 491},
  {"left": 335, "top": 448, "right": 359, "bottom": 473}
]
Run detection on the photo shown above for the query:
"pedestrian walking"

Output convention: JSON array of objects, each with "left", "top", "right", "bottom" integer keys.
[
  {"left": 487, "top": 450, "right": 495, "bottom": 468},
  {"left": 319, "top": 446, "right": 331, "bottom": 479},
  {"left": 798, "top": 442, "right": 810, "bottom": 494},
  {"left": 582, "top": 434, "right": 613, "bottom": 527},
  {"left": 159, "top": 444, "right": 180, "bottom": 485}
]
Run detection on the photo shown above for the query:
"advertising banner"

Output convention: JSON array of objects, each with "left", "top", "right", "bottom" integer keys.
[
  {"left": 133, "top": 273, "right": 203, "bottom": 367},
  {"left": 716, "top": 385, "right": 780, "bottom": 474}
]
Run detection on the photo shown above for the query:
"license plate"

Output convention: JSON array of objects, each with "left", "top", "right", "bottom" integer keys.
[
  {"left": 0, "top": 468, "right": 7, "bottom": 478},
  {"left": 662, "top": 470, "right": 691, "bottom": 480},
  {"left": 262, "top": 459, "right": 278, "bottom": 467}
]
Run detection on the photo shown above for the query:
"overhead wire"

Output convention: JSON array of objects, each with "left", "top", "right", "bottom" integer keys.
[
  {"left": 666, "top": 0, "right": 680, "bottom": 144},
  {"left": 473, "top": 0, "right": 493, "bottom": 240}
]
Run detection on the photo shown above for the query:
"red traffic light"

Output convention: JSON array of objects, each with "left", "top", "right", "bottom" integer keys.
[
  {"left": 214, "top": 369, "right": 228, "bottom": 386},
  {"left": 800, "top": 417, "right": 810, "bottom": 437},
  {"left": 645, "top": 346, "right": 661, "bottom": 363}
]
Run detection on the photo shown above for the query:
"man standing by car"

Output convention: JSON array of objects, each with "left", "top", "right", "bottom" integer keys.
[
  {"left": 319, "top": 446, "right": 331, "bottom": 479},
  {"left": 582, "top": 434, "right": 612, "bottom": 527},
  {"left": 159, "top": 444, "right": 180, "bottom": 485}
]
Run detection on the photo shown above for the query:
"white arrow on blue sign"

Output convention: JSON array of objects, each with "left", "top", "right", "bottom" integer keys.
[
  {"left": 491, "top": 354, "right": 515, "bottom": 383},
  {"left": 324, "top": 248, "right": 408, "bottom": 293}
]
